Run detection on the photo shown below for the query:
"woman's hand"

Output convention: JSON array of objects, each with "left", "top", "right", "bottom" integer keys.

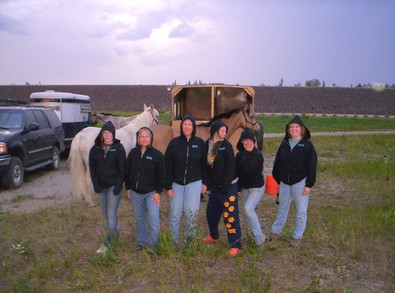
[
  {"left": 126, "top": 189, "right": 131, "bottom": 200},
  {"left": 303, "top": 187, "right": 311, "bottom": 195},
  {"left": 201, "top": 184, "right": 207, "bottom": 194},
  {"left": 152, "top": 193, "right": 160, "bottom": 206},
  {"left": 167, "top": 189, "right": 174, "bottom": 198}
]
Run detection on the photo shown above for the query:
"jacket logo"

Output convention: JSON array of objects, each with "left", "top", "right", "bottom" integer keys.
[
  {"left": 297, "top": 144, "right": 305, "bottom": 147},
  {"left": 192, "top": 145, "right": 198, "bottom": 148},
  {"left": 146, "top": 156, "right": 153, "bottom": 160},
  {"left": 219, "top": 147, "right": 225, "bottom": 151}
]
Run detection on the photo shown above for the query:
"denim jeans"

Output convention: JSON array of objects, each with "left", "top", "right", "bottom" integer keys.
[
  {"left": 99, "top": 185, "right": 121, "bottom": 247},
  {"left": 206, "top": 182, "right": 242, "bottom": 249},
  {"left": 271, "top": 178, "right": 309, "bottom": 240},
  {"left": 130, "top": 190, "right": 160, "bottom": 248},
  {"left": 169, "top": 180, "right": 202, "bottom": 246},
  {"left": 241, "top": 185, "right": 265, "bottom": 245}
]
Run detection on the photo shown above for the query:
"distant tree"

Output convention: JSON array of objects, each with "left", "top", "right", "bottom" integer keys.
[
  {"left": 294, "top": 82, "right": 301, "bottom": 87},
  {"left": 278, "top": 78, "right": 284, "bottom": 87},
  {"left": 356, "top": 83, "right": 363, "bottom": 88},
  {"left": 172, "top": 80, "right": 177, "bottom": 86},
  {"left": 332, "top": 83, "right": 337, "bottom": 87},
  {"left": 305, "top": 79, "right": 321, "bottom": 87},
  {"left": 25, "top": 82, "right": 31, "bottom": 85},
  {"left": 322, "top": 80, "right": 326, "bottom": 87}
]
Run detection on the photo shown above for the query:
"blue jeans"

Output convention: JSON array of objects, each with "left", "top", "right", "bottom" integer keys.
[
  {"left": 169, "top": 180, "right": 202, "bottom": 246},
  {"left": 99, "top": 185, "right": 121, "bottom": 247},
  {"left": 241, "top": 185, "right": 265, "bottom": 245},
  {"left": 130, "top": 190, "right": 160, "bottom": 248},
  {"left": 271, "top": 178, "right": 309, "bottom": 240},
  {"left": 206, "top": 183, "right": 242, "bottom": 249}
]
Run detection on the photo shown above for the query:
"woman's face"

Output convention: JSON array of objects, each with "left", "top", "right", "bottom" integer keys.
[
  {"left": 216, "top": 126, "right": 227, "bottom": 140},
  {"left": 138, "top": 129, "right": 151, "bottom": 148},
  {"left": 102, "top": 130, "right": 113, "bottom": 144},
  {"left": 182, "top": 119, "right": 193, "bottom": 138},
  {"left": 288, "top": 123, "right": 302, "bottom": 139},
  {"left": 241, "top": 138, "right": 254, "bottom": 152}
]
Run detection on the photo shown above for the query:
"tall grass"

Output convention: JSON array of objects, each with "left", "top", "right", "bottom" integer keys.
[{"left": 1, "top": 133, "right": 394, "bottom": 292}]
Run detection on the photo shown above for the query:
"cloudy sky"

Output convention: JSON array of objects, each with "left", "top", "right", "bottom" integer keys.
[{"left": 0, "top": 0, "right": 394, "bottom": 87}]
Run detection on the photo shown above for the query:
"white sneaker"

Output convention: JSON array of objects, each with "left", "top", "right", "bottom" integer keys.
[{"left": 95, "top": 244, "right": 108, "bottom": 254}]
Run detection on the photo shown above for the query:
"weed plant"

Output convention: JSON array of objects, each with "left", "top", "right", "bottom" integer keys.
[{"left": 0, "top": 134, "right": 394, "bottom": 292}]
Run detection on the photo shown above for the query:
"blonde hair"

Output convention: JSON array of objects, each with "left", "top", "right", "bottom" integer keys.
[
  {"left": 137, "top": 128, "right": 152, "bottom": 147},
  {"left": 287, "top": 124, "right": 305, "bottom": 138}
]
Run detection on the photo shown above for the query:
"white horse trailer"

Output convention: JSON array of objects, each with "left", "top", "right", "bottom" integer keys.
[{"left": 29, "top": 90, "right": 91, "bottom": 149}]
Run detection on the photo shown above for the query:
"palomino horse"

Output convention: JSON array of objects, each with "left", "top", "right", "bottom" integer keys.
[
  {"left": 151, "top": 104, "right": 260, "bottom": 154},
  {"left": 90, "top": 112, "right": 137, "bottom": 129},
  {"left": 69, "top": 104, "right": 159, "bottom": 205}
]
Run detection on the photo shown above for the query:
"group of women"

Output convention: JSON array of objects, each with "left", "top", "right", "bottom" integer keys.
[{"left": 88, "top": 114, "right": 317, "bottom": 256}]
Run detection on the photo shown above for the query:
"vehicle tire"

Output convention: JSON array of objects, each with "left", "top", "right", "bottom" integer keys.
[
  {"left": 1, "top": 157, "right": 24, "bottom": 189},
  {"left": 47, "top": 146, "right": 60, "bottom": 170}
]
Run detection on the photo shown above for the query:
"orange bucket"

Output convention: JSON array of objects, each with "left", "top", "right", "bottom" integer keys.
[{"left": 265, "top": 175, "right": 278, "bottom": 195}]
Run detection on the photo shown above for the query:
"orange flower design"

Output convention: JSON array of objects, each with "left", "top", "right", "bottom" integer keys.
[
  {"left": 229, "top": 196, "right": 236, "bottom": 202},
  {"left": 226, "top": 223, "right": 232, "bottom": 229},
  {"left": 228, "top": 228, "right": 236, "bottom": 234},
  {"left": 228, "top": 217, "right": 234, "bottom": 223},
  {"left": 224, "top": 212, "right": 229, "bottom": 218},
  {"left": 224, "top": 202, "right": 230, "bottom": 208},
  {"left": 228, "top": 206, "right": 235, "bottom": 212}
]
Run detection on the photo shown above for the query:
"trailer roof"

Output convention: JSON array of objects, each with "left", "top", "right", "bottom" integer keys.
[{"left": 30, "top": 90, "right": 90, "bottom": 101}]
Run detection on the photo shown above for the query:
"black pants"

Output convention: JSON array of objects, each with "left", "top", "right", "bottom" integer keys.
[{"left": 206, "top": 182, "right": 241, "bottom": 249}]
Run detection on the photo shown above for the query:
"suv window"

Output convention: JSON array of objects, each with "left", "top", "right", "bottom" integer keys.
[
  {"left": 33, "top": 110, "right": 49, "bottom": 129},
  {"left": 45, "top": 110, "right": 62, "bottom": 128},
  {"left": 0, "top": 110, "right": 23, "bottom": 129},
  {"left": 25, "top": 110, "right": 36, "bottom": 127}
]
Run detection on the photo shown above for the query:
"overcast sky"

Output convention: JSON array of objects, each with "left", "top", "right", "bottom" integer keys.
[{"left": 0, "top": 0, "right": 394, "bottom": 87}]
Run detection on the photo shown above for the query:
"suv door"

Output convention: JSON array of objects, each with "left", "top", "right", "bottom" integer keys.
[
  {"left": 24, "top": 110, "right": 42, "bottom": 165},
  {"left": 32, "top": 110, "right": 54, "bottom": 160}
]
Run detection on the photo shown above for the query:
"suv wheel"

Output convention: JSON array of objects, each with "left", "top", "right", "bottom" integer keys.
[
  {"left": 46, "top": 146, "right": 60, "bottom": 170},
  {"left": 2, "top": 157, "right": 24, "bottom": 189}
]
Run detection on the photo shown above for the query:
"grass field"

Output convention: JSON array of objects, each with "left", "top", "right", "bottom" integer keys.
[
  {"left": 98, "top": 111, "right": 395, "bottom": 133},
  {"left": 0, "top": 117, "right": 394, "bottom": 292}
]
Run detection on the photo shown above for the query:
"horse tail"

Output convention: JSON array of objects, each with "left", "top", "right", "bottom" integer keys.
[{"left": 69, "top": 132, "right": 91, "bottom": 202}]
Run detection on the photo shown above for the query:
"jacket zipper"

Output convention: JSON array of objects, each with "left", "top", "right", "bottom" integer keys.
[
  {"left": 136, "top": 152, "right": 144, "bottom": 190},
  {"left": 183, "top": 139, "right": 189, "bottom": 185}
]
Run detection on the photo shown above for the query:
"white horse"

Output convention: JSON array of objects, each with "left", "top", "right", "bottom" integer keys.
[{"left": 69, "top": 104, "right": 159, "bottom": 205}]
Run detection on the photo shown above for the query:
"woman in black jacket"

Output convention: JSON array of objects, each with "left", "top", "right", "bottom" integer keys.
[
  {"left": 271, "top": 115, "right": 317, "bottom": 246},
  {"left": 236, "top": 128, "right": 267, "bottom": 247},
  {"left": 89, "top": 121, "right": 126, "bottom": 254},
  {"left": 125, "top": 127, "right": 166, "bottom": 251},
  {"left": 203, "top": 120, "right": 242, "bottom": 256},
  {"left": 165, "top": 114, "right": 207, "bottom": 248}
]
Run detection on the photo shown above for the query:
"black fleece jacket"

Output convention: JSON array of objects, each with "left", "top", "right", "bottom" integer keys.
[
  {"left": 236, "top": 147, "right": 264, "bottom": 190},
  {"left": 206, "top": 139, "right": 237, "bottom": 193},
  {"left": 272, "top": 115, "right": 317, "bottom": 188},
  {"left": 165, "top": 115, "right": 208, "bottom": 189},
  {"left": 125, "top": 145, "right": 166, "bottom": 194},
  {"left": 89, "top": 121, "right": 126, "bottom": 195}
]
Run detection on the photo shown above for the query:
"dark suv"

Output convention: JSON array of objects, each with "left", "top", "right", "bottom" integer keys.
[{"left": 0, "top": 105, "right": 65, "bottom": 189}]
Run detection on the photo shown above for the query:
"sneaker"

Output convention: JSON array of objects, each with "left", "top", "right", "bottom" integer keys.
[
  {"left": 95, "top": 244, "right": 108, "bottom": 254},
  {"left": 229, "top": 248, "right": 240, "bottom": 256},
  {"left": 202, "top": 235, "right": 217, "bottom": 244},
  {"left": 289, "top": 238, "right": 301, "bottom": 247}
]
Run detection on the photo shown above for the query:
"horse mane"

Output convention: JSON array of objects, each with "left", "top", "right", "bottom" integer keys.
[{"left": 197, "top": 107, "right": 242, "bottom": 127}]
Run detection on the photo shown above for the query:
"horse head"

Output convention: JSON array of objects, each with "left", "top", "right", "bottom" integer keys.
[{"left": 144, "top": 103, "right": 160, "bottom": 127}]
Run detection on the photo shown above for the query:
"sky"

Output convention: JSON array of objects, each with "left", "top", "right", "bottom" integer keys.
[{"left": 0, "top": 0, "right": 394, "bottom": 87}]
